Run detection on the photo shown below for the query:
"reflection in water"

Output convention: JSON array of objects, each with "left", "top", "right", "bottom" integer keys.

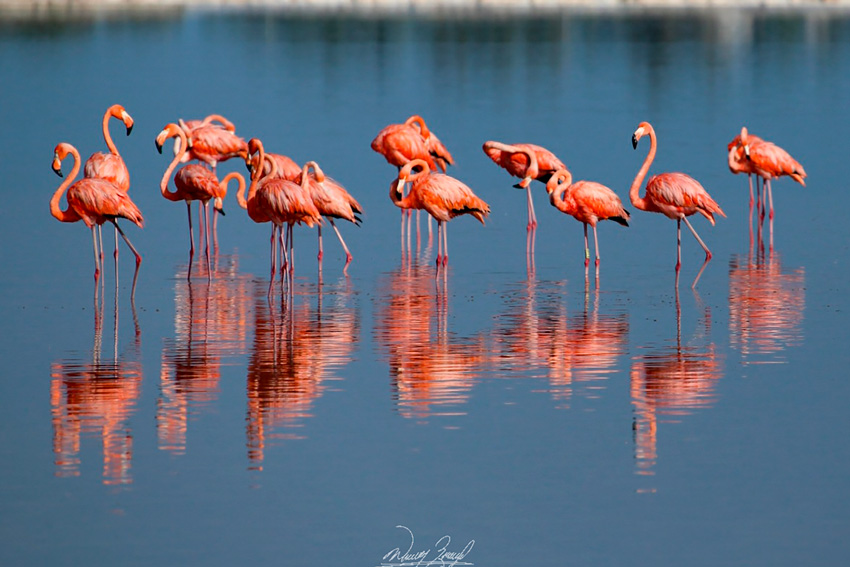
[
  {"left": 50, "top": 293, "right": 142, "bottom": 485},
  {"left": 374, "top": 263, "right": 485, "bottom": 420},
  {"left": 490, "top": 279, "right": 629, "bottom": 409},
  {"left": 630, "top": 292, "right": 723, "bottom": 478},
  {"left": 729, "top": 253, "right": 805, "bottom": 365},
  {"left": 247, "top": 279, "right": 358, "bottom": 469},
  {"left": 157, "top": 256, "right": 252, "bottom": 454}
]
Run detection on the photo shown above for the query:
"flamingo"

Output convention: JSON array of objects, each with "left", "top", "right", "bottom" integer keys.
[
  {"left": 50, "top": 142, "right": 143, "bottom": 288},
  {"left": 404, "top": 115, "right": 454, "bottom": 172},
  {"left": 177, "top": 116, "right": 248, "bottom": 172},
  {"left": 390, "top": 159, "right": 490, "bottom": 270},
  {"left": 83, "top": 104, "right": 134, "bottom": 263},
  {"left": 84, "top": 104, "right": 134, "bottom": 191},
  {"left": 738, "top": 127, "right": 806, "bottom": 244},
  {"left": 244, "top": 140, "right": 322, "bottom": 285},
  {"left": 156, "top": 123, "right": 226, "bottom": 270},
  {"left": 245, "top": 138, "right": 302, "bottom": 181},
  {"left": 630, "top": 121, "right": 725, "bottom": 287},
  {"left": 300, "top": 161, "right": 363, "bottom": 271},
  {"left": 545, "top": 168, "right": 630, "bottom": 270},
  {"left": 482, "top": 141, "right": 566, "bottom": 231}
]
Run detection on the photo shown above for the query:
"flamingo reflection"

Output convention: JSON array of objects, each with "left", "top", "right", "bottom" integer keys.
[
  {"left": 374, "top": 263, "right": 486, "bottom": 420},
  {"left": 630, "top": 291, "right": 723, "bottom": 477},
  {"left": 50, "top": 293, "right": 141, "bottom": 485},
  {"left": 247, "top": 280, "right": 358, "bottom": 469},
  {"left": 157, "top": 256, "right": 252, "bottom": 454},
  {"left": 490, "top": 279, "right": 629, "bottom": 408},
  {"left": 729, "top": 252, "right": 805, "bottom": 365}
]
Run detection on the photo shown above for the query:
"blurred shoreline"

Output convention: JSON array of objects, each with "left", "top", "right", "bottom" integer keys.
[{"left": 3, "top": 0, "right": 850, "bottom": 23}]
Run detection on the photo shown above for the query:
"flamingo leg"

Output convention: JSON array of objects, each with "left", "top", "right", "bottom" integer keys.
[
  {"left": 676, "top": 219, "right": 682, "bottom": 273},
  {"left": 97, "top": 224, "right": 105, "bottom": 276},
  {"left": 317, "top": 223, "right": 324, "bottom": 262},
  {"left": 186, "top": 202, "right": 195, "bottom": 259},
  {"left": 682, "top": 216, "right": 712, "bottom": 261},
  {"left": 583, "top": 223, "right": 590, "bottom": 268},
  {"left": 288, "top": 224, "right": 295, "bottom": 274},
  {"left": 212, "top": 208, "right": 219, "bottom": 252},
  {"left": 91, "top": 226, "right": 101, "bottom": 284},
  {"left": 435, "top": 220, "right": 443, "bottom": 268},
  {"left": 203, "top": 202, "right": 211, "bottom": 278},
  {"left": 442, "top": 220, "right": 449, "bottom": 266},
  {"left": 526, "top": 186, "right": 537, "bottom": 231},
  {"left": 269, "top": 224, "right": 277, "bottom": 295},
  {"left": 593, "top": 224, "right": 600, "bottom": 267},
  {"left": 329, "top": 219, "right": 353, "bottom": 270},
  {"left": 112, "top": 221, "right": 142, "bottom": 300},
  {"left": 400, "top": 208, "right": 405, "bottom": 258},
  {"left": 113, "top": 225, "right": 119, "bottom": 261},
  {"left": 767, "top": 179, "right": 775, "bottom": 250}
]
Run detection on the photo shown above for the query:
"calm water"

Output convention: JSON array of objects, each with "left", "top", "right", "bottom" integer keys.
[{"left": 1, "top": 8, "right": 849, "bottom": 566}]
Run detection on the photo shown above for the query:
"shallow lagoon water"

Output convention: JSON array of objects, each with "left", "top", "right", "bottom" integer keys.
[{"left": 1, "top": 9, "right": 850, "bottom": 566}]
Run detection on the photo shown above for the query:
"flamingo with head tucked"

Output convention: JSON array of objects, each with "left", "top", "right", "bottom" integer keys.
[
  {"left": 630, "top": 121, "right": 725, "bottom": 287},
  {"left": 546, "top": 168, "right": 630, "bottom": 270},
  {"left": 300, "top": 161, "right": 363, "bottom": 272},
  {"left": 482, "top": 141, "right": 565, "bottom": 231},
  {"left": 51, "top": 142, "right": 143, "bottom": 289}
]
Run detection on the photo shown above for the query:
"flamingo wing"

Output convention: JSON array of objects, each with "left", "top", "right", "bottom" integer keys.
[
  {"left": 646, "top": 172, "right": 725, "bottom": 224},
  {"left": 749, "top": 141, "right": 807, "bottom": 184},
  {"left": 68, "top": 178, "right": 143, "bottom": 228},
  {"left": 189, "top": 126, "right": 248, "bottom": 164},
  {"left": 371, "top": 124, "right": 437, "bottom": 169},
  {"left": 419, "top": 174, "right": 490, "bottom": 224},
  {"left": 84, "top": 152, "right": 130, "bottom": 192},
  {"left": 175, "top": 164, "right": 220, "bottom": 201},
  {"left": 259, "top": 180, "right": 322, "bottom": 227},
  {"left": 569, "top": 181, "right": 630, "bottom": 226}
]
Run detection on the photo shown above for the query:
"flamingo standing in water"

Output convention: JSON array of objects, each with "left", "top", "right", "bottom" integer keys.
[
  {"left": 51, "top": 142, "right": 143, "bottom": 290},
  {"left": 630, "top": 121, "right": 725, "bottom": 287},
  {"left": 300, "top": 161, "right": 363, "bottom": 272},
  {"left": 156, "top": 123, "right": 226, "bottom": 272},
  {"left": 244, "top": 139, "right": 322, "bottom": 286},
  {"left": 545, "top": 168, "right": 630, "bottom": 271},
  {"left": 390, "top": 159, "right": 490, "bottom": 271},
  {"left": 482, "top": 141, "right": 566, "bottom": 231},
  {"left": 738, "top": 127, "right": 806, "bottom": 246},
  {"left": 83, "top": 104, "right": 135, "bottom": 263}
]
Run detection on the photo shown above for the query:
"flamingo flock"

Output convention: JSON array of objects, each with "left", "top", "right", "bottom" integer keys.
[{"left": 50, "top": 106, "right": 807, "bottom": 292}]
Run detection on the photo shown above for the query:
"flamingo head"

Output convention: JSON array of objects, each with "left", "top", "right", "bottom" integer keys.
[
  {"left": 155, "top": 123, "right": 183, "bottom": 154},
  {"left": 51, "top": 143, "right": 73, "bottom": 177},
  {"left": 632, "top": 121, "right": 651, "bottom": 149},
  {"left": 545, "top": 169, "right": 572, "bottom": 195},
  {"left": 109, "top": 104, "right": 134, "bottom": 136}
]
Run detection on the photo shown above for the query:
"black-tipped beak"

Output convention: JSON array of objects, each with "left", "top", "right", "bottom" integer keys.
[
  {"left": 52, "top": 165, "right": 63, "bottom": 178},
  {"left": 632, "top": 134, "right": 638, "bottom": 149},
  {"left": 218, "top": 208, "right": 226, "bottom": 217},
  {"left": 126, "top": 124, "right": 134, "bottom": 136},
  {"left": 156, "top": 140, "right": 163, "bottom": 154}
]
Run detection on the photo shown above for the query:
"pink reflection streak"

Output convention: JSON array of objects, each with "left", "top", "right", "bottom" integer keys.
[
  {"left": 374, "top": 263, "right": 485, "bottom": 420},
  {"left": 51, "top": 294, "right": 141, "bottom": 485},
  {"left": 490, "top": 279, "right": 629, "bottom": 409},
  {"left": 728, "top": 252, "right": 805, "bottom": 364},
  {"left": 157, "top": 256, "right": 252, "bottom": 455},
  {"left": 630, "top": 292, "right": 723, "bottom": 477},
  {"left": 246, "top": 280, "right": 358, "bottom": 469}
]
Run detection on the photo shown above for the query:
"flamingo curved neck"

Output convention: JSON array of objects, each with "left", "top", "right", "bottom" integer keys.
[
  {"left": 161, "top": 129, "right": 188, "bottom": 202},
  {"left": 630, "top": 126, "right": 656, "bottom": 212},
  {"left": 51, "top": 146, "right": 81, "bottom": 223},
  {"left": 103, "top": 109, "right": 120, "bottom": 156}
]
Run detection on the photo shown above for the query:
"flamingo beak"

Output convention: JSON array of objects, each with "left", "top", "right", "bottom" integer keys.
[
  {"left": 632, "top": 126, "right": 644, "bottom": 149},
  {"left": 395, "top": 178, "right": 405, "bottom": 195},
  {"left": 52, "top": 157, "right": 63, "bottom": 178},
  {"left": 126, "top": 123, "right": 134, "bottom": 136}
]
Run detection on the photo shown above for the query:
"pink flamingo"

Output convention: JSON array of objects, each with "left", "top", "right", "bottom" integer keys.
[
  {"left": 246, "top": 138, "right": 302, "bottom": 181},
  {"left": 177, "top": 116, "right": 248, "bottom": 172},
  {"left": 630, "top": 121, "right": 725, "bottom": 287},
  {"left": 244, "top": 140, "right": 322, "bottom": 285},
  {"left": 156, "top": 123, "right": 225, "bottom": 271},
  {"left": 482, "top": 141, "right": 565, "bottom": 231},
  {"left": 404, "top": 115, "right": 454, "bottom": 172},
  {"left": 390, "top": 159, "right": 490, "bottom": 270},
  {"left": 300, "top": 161, "right": 363, "bottom": 272},
  {"left": 739, "top": 127, "right": 806, "bottom": 245},
  {"left": 545, "top": 168, "right": 630, "bottom": 270},
  {"left": 179, "top": 114, "right": 236, "bottom": 135},
  {"left": 51, "top": 142, "right": 143, "bottom": 289},
  {"left": 83, "top": 104, "right": 135, "bottom": 262}
]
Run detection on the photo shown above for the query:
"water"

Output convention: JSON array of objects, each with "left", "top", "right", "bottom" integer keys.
[{"left": 2, "top": 8, "right": 850, "bottom": 566}]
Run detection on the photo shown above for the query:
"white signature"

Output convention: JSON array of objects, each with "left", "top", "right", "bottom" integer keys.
[{"left": 379, "top": 525, "right": 475, "bottom": 567}]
